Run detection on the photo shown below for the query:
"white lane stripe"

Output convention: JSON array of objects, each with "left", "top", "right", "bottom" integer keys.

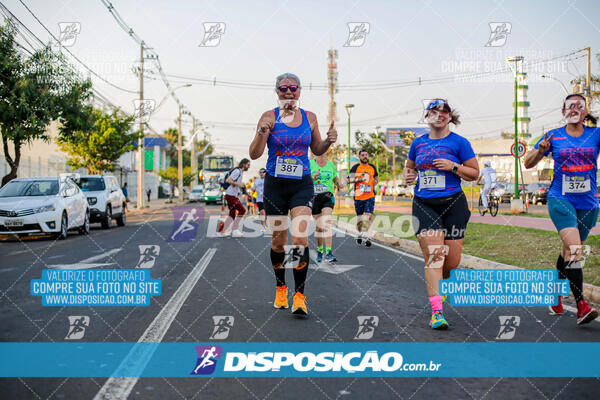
[
  {"left": 335, "top": 227, "right": 600, "bottom": 324},
  {"left": 47, "top": 248, "right": 123, "bottom": 269},
  {"left": 93, "top": 248, "right": 217, "bottom": 400},
  {"left": 79, "top": 248, "right": 122, "bottom": 263},
  {"left": 48, "top": 263, "right": 114, "bottom": 270}
]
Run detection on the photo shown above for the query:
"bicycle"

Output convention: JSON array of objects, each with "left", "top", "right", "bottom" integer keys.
[{"left": 478, "top": 190, "right": 499, "bottom": 217}]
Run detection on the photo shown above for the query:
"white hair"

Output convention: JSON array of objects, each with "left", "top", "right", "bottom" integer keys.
[{"left": 275, "top": 73, "right": 301, "bottom": 90}]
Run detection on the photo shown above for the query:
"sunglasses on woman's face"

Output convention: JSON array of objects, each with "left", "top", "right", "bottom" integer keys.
[{"left": 278, "top": 85, "right": 299, "bottom": 93}]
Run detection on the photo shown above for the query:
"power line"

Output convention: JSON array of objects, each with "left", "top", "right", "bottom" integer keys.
[
  {"left": 152, "top": 49, "right": 588, "bottom": 92},
  {"left": 1, "top": 1, "right": 138, "bottom": 94},
  {"left": 98, "top": 0, "right": 197, "bottom": 120}
]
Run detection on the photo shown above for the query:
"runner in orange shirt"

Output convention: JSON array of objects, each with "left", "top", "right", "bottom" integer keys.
[{"left": 347, "top": 149, "right": 378, "bottom": 247}]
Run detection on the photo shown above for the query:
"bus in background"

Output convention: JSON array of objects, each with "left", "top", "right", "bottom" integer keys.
[{"left": 200, "top": 155, "right": 233, "bottom": 204}]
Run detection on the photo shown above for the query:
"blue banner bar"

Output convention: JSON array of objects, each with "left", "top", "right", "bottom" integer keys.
[{"left": 0, "top": 343, "right": 599, "bottom": 378}]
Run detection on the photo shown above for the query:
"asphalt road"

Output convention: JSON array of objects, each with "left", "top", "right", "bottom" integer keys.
[{"left": 0, "top": 204, "right": 599, "bottom": 399}]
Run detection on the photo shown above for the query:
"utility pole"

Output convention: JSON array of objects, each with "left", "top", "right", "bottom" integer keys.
[
  {"left": 191, "top": 118, "right": 198, "bottom": 187},
  {"left": 327, "top": 49, "right": 338, "bottom": 126},
  {"left": 392, "top": 142, "right": 396, "bottom": 202},
  {"left": 345, "top": 104, "right": 354, "bottom": 175},
  {"left": 585, "top": 47, "right": 591, "bottom": 110},
  {"left": 375, "top": 126, "right": 380, "bottom": 195},
  {"left": 177, "top": 104, "right": 183, "bottom": 202},
  {"left": 136, "top": 43, "right": 145, "bottom": 209}
]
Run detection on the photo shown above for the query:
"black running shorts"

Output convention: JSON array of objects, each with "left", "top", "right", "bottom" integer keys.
[
  {"left": 312, "top": 192, "right": 334, "bottom": 215},
  {"left": 412, "top": 191, "right": 470, "bottom": 240},
  {"left": 264, "top": 173, "right": 314, "bottom": 216}
]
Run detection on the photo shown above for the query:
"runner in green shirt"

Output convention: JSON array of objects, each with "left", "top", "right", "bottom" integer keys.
[{"left": 310, "top": 153, "right": 344, "bottom": 262}]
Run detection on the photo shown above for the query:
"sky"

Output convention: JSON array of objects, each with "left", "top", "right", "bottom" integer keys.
[{"left": 4, "top": 0, "right": 600, "bottom": 176}]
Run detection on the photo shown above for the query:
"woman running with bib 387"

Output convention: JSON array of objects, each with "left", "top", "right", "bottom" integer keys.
[
  {"left": 404, "top": 99, "right": 479, "bottom": 329},
  {"left": 249, "top": 73, "right": 337, "bottom": 316},
  {"left": 524, "top": 93, "right": 599, "bottom": 325}
]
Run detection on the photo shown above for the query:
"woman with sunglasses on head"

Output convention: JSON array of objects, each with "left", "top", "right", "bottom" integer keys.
[
  {"left": 404, "top": 99, "right": 479, "bottom": 329},
  {"left": 524, "top": 93, "right": 599, "bottom": 325},
  {"left": 249, "top": 73, "right": 337, "bottom": 316}
]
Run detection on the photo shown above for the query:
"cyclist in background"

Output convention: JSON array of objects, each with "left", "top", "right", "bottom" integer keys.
[{"left": 476, "top": 161, "right": 497, "bottom": 215}]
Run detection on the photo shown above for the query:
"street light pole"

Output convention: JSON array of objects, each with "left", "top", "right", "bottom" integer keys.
[
  {"left": 375, "top": 125, "right": 380, "bottom": 195},
  {"left": 190, "top": 118, "right": 198, "bottom": 187},
  {"left": 540, "top": 74, "right": 569, "bottom": 95},
  {"left": 345, "top": 104, "right": 355, "bottom": 174},
  {"left": 137, "top": 43, "right": 145, "bottom": 209},
  {"left": 178, "top": 104, "right": 183, "bottom": 202}
]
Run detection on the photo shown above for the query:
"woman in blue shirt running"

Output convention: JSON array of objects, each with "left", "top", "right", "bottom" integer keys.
[
  {"left": 524, "top": 93, "right": 599, "bottom": 325},
  {"left": 404, "top": 99, "right": 479, "bottom": 329}
]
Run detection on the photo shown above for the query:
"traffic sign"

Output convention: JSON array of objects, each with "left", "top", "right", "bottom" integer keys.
[{"left": 511, "top": 141, "right": 527, "bottom": 158}]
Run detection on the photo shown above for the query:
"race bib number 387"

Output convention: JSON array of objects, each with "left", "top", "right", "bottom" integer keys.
[{"left": 275, "top": 156, "right": 303, "bottom": 179}]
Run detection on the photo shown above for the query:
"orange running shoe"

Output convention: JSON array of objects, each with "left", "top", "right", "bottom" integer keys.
[
  {"left": 292, "top": 292, "right": 308, "bottom": 316},
  {"left": 274, "top": 285, "right": 288, "bottom": 309}
]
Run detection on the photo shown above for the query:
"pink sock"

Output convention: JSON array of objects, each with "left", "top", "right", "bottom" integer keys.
[{"left": 429, "top": 296, "right": 443, "bottom": 313}]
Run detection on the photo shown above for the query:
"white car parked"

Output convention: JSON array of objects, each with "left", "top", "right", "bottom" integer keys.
[
  {"left": 189, "top": 185, "right": 204, "bottom": 202},
  {"left": 77, "top": 175, "right": 126, "bottom": 228},
  {"left": 0, "top": 176, "right": 89, "bottom": 239}
]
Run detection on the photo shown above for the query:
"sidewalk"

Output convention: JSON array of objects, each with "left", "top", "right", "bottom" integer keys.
[
  {"left": 373, "top": 204, "right": 600, "bottom": 236},
  {"left": 126, "top": 198, "right": 179, "bottom": 215}
]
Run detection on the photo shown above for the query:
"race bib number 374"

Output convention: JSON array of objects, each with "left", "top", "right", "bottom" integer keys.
[{"left": 562, "top": 175, "right": 590, "bottom": 194}]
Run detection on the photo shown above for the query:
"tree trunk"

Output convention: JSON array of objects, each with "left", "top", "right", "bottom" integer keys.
[{"left": 1, "top": 135, "right": 20, "bottom": 187}]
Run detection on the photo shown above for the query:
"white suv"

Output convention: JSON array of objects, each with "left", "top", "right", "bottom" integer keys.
[{"left": 78, "top": 175, "right": 126, "bottom": 228}]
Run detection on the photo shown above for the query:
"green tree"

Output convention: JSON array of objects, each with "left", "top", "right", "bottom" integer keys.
[
  {"left": 157, "top": 166, "right": 195, "bottom": 200},
  {"left": 196, "top": 137, "right": 214, "bottom": 169},
  {"left": 163, "top": 127, "right": 192, "bottom": 167},
  {"left": 56, "top": 108, "right": 136, "bottom": 174},
  {"left": 0, "top": 19, "right": 78, "bottom": 185}
]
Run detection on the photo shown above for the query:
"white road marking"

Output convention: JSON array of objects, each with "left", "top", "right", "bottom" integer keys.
[
  {"left": 48, "top": 248, "right": 122, "bottom": 269},
  {"left": 93, "top": 248, "right": 217, "bottom": 400}
]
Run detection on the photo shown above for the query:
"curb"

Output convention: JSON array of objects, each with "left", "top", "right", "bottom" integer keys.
[
  {"left": 127, "top": 202, "right": 178, "bottom": 216},
  {"left": 331, "top": 220, "right": 600, "bottom": 305}
]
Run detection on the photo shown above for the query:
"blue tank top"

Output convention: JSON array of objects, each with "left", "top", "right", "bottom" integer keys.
[{"left": 265, "top": 107, "right": 312, "bottom": 178}]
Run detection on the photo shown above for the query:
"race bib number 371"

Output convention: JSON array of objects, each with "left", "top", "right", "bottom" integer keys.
[
  {"left": 275, "top": 157, "right": 303, "bottom": 179},
  {"left": 419, "top": 171, "right": 445, "bottom": 190}
]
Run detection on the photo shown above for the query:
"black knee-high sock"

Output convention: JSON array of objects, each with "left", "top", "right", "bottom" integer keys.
[
  {"left": 271, "top": 249, "right": 286, "bottom": 287},
  {"left": 564, "top": 258, "right": 584, "bottom": 303},
  {"left": 555, "top": 254, "right": 567, "bottom": 280},
  {"left": 293, "top": 246, "right": 310, "bottom": 294}
]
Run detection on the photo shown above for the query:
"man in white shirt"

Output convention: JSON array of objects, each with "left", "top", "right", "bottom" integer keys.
[
  {"left": 221, "top": 158, "right": 250, "bottom": 237},
  {"left": 476, "top": 161, "right": 497, "bottom": 212},
  {"left": 252, "top": 168, "right": 267, "bottom": 231}
]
